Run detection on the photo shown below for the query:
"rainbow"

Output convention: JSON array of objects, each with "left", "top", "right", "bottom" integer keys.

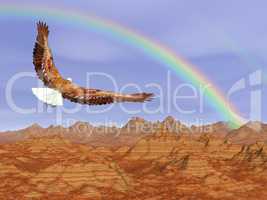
[{"left": 0, "top": 3, "right": 245, "bottom": 127}]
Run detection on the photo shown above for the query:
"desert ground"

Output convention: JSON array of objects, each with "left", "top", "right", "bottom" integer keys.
[{"left": 0, "top": 117, "right": 267, "bottom": 200}]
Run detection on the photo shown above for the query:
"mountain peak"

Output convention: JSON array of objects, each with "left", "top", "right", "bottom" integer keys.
[
  {"left": 129, "top": 117, "right": 146, "bottom": 123},
  {"left": 163, "top": 116, "right": 177, "bottom": 124},
  {"left": 26, "top": 123, "right": 43, "bottom": 131},
  {"left": 245, "top": 121, "right": 263, "bottom": 131},
  {"left": 123, "top": 117, "right": 146, "bottom": 128}
]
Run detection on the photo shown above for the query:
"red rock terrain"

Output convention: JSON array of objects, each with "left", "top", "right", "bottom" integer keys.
[{"left": 0, "top": 117, "right": 267, "bottom": 199}]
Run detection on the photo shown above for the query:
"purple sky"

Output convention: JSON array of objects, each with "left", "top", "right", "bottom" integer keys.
[{"left": 0, "top": 0, "right": 266, "bottom": 130}]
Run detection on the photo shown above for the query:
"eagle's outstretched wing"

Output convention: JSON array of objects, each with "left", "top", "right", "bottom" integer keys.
[{"left": 33, "top": 21, "right": 153, "bottom": 105}]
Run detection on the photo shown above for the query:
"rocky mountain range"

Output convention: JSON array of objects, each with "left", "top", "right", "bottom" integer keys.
[{"left": 0, "top": 117, "right": 267, "bottom": 199}]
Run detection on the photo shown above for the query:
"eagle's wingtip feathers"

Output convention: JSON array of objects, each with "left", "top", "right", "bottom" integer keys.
[
  {"left": 144, "top": 93, "right": 154, "bottom": 102},
  {"left": 131, "top": 92, "right": 154, "bottom": 102},
  {"left": 36, "top": 21, "right": 49, "bottom": 36}
]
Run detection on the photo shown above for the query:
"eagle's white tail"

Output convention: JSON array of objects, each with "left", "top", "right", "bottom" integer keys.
[{"left": 32, "top": 88, "right": 63, "bottom": 106}]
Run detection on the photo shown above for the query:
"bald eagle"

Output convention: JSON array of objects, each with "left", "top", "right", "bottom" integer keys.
[{"left": 32, "top": 22, "right": 153, "bottom": 106}]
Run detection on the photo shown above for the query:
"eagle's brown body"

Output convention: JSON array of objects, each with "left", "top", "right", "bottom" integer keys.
[{"left": 33, "top": 22, "right": 153, "bottom": 105}]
